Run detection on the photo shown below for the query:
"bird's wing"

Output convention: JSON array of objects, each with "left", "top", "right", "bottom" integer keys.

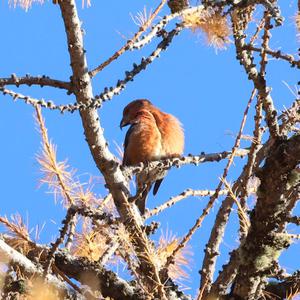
[{"left": 123, "top": 124, "right": 136, "bottom": 166}]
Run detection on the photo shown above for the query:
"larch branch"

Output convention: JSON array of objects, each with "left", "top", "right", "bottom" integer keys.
[
  {"left": 57, "top": 1, "right": 169, "bottom": 297},
  {"left": 0, "top": 74, "right": 71, "bottom": 91},
  {"left": 89, "top": 0, "right": 167, "bottom": 77}
]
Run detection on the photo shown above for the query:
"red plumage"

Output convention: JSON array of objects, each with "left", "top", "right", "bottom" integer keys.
[{"left": 120, "top": 99, "right": 184, "bottom": 214}]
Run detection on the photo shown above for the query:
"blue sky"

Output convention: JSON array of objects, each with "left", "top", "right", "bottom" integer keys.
[{"left": 0, "top": 0, "right": 299, "bottom": 297}]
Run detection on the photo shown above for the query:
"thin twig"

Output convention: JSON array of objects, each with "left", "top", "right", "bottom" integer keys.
[
  {"left": 243, "top": 45, "right": 300, "bottom": 68},
  {"left": 0, "top": 74, "right": 72, "bottom": 91},
  {"left": 199, "top": 88, "right": 256, "bottom": 295},
  {"left": 94, "top": 25, "right": 183, "bottom": 102},
  {"left": 89, "top": 0, "right": 167, "bottom": 77},
  {"left": 65, "top": 215, "right": 77, "bottom": 251},
  {"left": 249, "top": 17, "right": 265, "bottom": 45},
  {"left": 44, "top": 208, "right": 76, "bottom": 275},
  {"left": 0, "top": 26, "right": 183, "bottom": 113},
  {"left": 221, "top": 179, "right": 250, "bottom": 233},
  {"left": 239, "top": 92, "right": 263, "bottom": 215},
  {"left": 145, "top": 189, "right": 228, "bottom": 218},
  {"left": 232, "top": 10, "right": 280, "bottom": 139},
  {"left": 1, "top": 87, "right": 81, "bottom": 112},
  {"left": 52, "top": 264, "right": 84, "bottom": 296}
]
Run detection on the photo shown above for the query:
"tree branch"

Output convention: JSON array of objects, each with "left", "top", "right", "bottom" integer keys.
[
  {"left": 123, "top": 149, "right": 249, "bottom": 179},
  {"left": 200, "top": 88, "right": 256, "bottom": 296},
  {"left": 57, "top": 1, "right": 169, "bottom": 297},
  {"left": 145, "top": 189, "right": 228, "bottom": 218},
  {"left": 243, "top": 45, "right": 300, "bottom": 68},
  {"left": 94, "top": 25, "right": 183, "bottom": 102},
  {"left": 0, "top": 74, "right": 72, "bottom": 91},
  {"left": 231, "top": 10, "right": 280, "bottom": 139},
  {"left": 232, "top": 134, "right": 300, "bottom": 298},
  {"left": 89, "top": 0, "right": 167, "bottom": 77},
  {"left": 0, "top": 86, "right": 80, "bottom": 112}
]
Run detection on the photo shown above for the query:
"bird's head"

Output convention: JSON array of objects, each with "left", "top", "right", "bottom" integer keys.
[{"left": 120, "top": 99, "right": 153, "bottom": 129}]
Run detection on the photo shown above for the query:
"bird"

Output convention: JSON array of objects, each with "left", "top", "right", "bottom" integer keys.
[{"left": 120, "top": 99, "right": 184, "bottom": 214}]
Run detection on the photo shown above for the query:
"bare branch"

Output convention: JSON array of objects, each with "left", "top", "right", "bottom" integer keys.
[
  {"left": 243, "top": 45, "right": 300, "bottom": 68},
  {"left": 231, "top": 10, "right": 280, "bottom": 139},
  {"left": 44, "top": 208, "right": 76, "bottom": 275},
  {"left": 65, "top": 215, "right": 77, "bottom": 251},
  {"left": 249, "top": 16, "right": 265, "bottom": 44},
  {"left": 0, "top": 74, "right": 72, "bottom": 91},
  {"left": 89, "top": 0, "right": 167, "bottom": 77},
  {"left": 124, "top": 148, "right": 250, "bottom": 179},
  {"left": 94, "top": 25, "right": 183, "bottom": 102},
  {"left": 203, "top": 0, "right": 283, "bottom": 25},
  {"left": 0, "top": 86, "right": 80, "bottom": 112},
  {"left": 199, "top": 88, "right": 256, "bottom": 295},
  {"left": 232, "top": 135, "right": 300, "bottom": 298},
  {"left": 239, "top": 97, "right": 263, "bottom": 211},
  {"left": 145, "top": 189, "right": 228, "bottom": 218}
]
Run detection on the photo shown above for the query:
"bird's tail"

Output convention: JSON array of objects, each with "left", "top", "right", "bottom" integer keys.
[
  {"left": 153, "top": 178, "right": 164, "bottom": 195},
  {"left": 136, "top": 184, "right": 151, "bottom": 215}
]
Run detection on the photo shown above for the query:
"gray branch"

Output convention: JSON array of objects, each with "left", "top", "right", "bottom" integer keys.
[
  {"left": 232, "top": 134, "right": 300, "bottom": 299},
  {"left": 0, "top": 74, "right": 72, "bottom": 91}
]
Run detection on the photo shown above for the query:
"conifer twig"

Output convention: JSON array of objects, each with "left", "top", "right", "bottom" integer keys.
[
  {"left": 44, "top": 208, "right": 76, "bottom": 275},
  {"left": 89, "top": 0, "right": 168, "bottom": 77},
  {"left": 146, "top": 189, "right": 228, "bottom": 218}
]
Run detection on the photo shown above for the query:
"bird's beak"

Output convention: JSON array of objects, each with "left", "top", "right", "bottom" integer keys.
[{"left": 120, "top": 118, "right": 129, "bottom": 130}]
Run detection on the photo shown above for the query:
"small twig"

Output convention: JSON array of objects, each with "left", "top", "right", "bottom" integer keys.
[
  {"left": 89, "top": 0, "right": 167, "bottom": 77},
  {"left": 239, "top": 92, "right": 263, "bottom": 213},
  {"left": 243, "top": 45, "right": 300, "bottom": 68},
  {"left": 44, "top": 208, "right": 76, "bottom": 275},
  {"left": 199, "top": 88, "right": 256, "bottom": 295},
  {"left": 221, "top": 179, "right": 250, "bottom": 233},
  {"left": 145, "top": 189, "right": 228, "bottom": 218},
  {"left": 36, "top": 106, "right": 76, "bottom": 207},
  {"left": 2, "top": 26, "right": 182, "bottom": 113},
  {"left": 249, "top": 17, "right": 265, "bottom": 45},
  {"left": 94, "top": 25, "right": 183, "bottom": 102},
  {"left": 260, "top": 13, "right": 280, "bottom": 137},
  {"left": 206, "top": 139, "right": 276, "bottom": 297},
  {"left": 197, "top": 279, "right": 208, "bottom": 300},
  {"left": 117, "top": 238, "right": 150, "bottom": 296},
  {"left": 71, "top": 204, "right": 115, "bottom": 225},
  {"left": 0, "top": 74, "right": 72, "bottom": 91},
  {"left": 52, "top": 264, "right": 83, "bottom": 295},
  {"left": 280, "top": 99, "right": 300, "bottom": 136},
  {"left": 232, "top": 10, "right": 280, "bottom": 139},
  {"left": 132, "top": 6, "right": 204, "bottom": 49},
  {"left": 98, "top": 237, "right": 119, "bottom": 265},
  {"left": 1, "top": 87, "right": 81, "bottom": 113},
  {"left": 65, "top": 215, "right": 77, "bottom": 251},
  {"left": 98, "top": 193, "right": 113, "bottom": 209}
]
